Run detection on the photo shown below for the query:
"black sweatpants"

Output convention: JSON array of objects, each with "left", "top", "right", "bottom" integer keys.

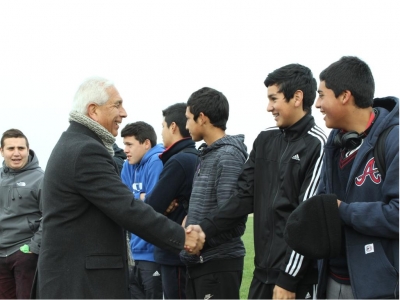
[
  {"left": 186, "top": 270, "right": 242, "bottom": 299},
  {"left": 129, "top": 260, "right": 163, "bottom": 299},
  {"left": 160, "top": 265, "right": 187, "bottom": 299}
]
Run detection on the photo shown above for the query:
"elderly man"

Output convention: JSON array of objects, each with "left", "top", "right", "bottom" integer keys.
[
  {"left": 33, "top": 77, "right": 204, "bottom": 299},
  {"left": 0, "top": 129, "right": 44, "bottom": 299}
]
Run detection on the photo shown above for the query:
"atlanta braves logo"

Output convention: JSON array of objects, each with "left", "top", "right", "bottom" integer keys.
[{"left": 355, "top": 157, "right": 381, "bottom": 186}]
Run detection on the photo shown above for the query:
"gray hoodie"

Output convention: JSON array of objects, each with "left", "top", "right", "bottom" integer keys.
[
  {"left": 180, "top": 134, "right": 248, "bottom": 265},
  {"left": 0, "top": 150, "right": 44, "bottom": 256}
]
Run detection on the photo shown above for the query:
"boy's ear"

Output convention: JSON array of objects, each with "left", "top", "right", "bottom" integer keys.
[
  {"left": 198, "top": 112, "right": 207, "bottom": 125},
  {"left": 341, "top": 90, "right": 352, "bottom": 105},
  {"left": 169, "top": 122, "right": 176, "bottom": 133},
  {"left": 293, "top": 90, "right": 304, "bottom": 108},
  {"left": 144, "top": 139, "right": 151, "bottom": 150}
]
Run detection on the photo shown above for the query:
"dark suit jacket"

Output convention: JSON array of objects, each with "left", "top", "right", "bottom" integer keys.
[{"left": 34, "top": 121, "right": 185, "bottom": 299}]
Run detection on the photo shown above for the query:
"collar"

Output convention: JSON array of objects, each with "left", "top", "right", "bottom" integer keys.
[
  {"left": 159, "top": 137, "right": 195, "bottom": 163},
  {"left": 280, "top": 113, "right": 315, "bottom": 140}
]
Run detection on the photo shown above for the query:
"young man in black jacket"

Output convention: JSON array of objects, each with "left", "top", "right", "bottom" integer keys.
[
  {"left": 145, "top": 103, "right": 199, "bottom": 299},
  {"left": 188, "top": 64, "right": 327, "bottom": 299}
]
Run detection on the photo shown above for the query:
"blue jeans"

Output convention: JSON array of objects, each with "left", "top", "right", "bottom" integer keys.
[{"left": 0, "top": 250, "right": 38, "bottom": 299}]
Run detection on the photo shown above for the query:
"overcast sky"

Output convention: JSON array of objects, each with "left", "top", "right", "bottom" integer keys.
[{"left": 1, "top": 1, "right": 399, "bottom": 169}]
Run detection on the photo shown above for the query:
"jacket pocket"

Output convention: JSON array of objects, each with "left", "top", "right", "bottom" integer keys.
[
  {"left": 347, "top": 239, "right": 398, "bottom": 299},
  {"left": 85, "top": 254, "right": 124, "bottom": 270}
]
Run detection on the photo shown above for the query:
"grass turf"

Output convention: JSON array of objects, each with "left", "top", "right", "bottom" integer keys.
[{"left": 240, "top": 215, "right": 254, "bottom": 299}]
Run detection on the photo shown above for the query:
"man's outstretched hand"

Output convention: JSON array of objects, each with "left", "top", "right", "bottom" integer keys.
[{"left": 184, "top": 225, "right": 206, "bottom": 255}]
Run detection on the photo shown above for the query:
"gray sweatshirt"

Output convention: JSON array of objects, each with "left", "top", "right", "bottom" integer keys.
[
  {"left": 180, "top": 134, "right": 248, "bottom": 265},
  {"left": 0, "top": 150, "right": 44, "bottom": 256}
]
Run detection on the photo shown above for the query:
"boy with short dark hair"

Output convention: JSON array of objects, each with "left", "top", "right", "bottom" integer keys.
[
  {"left": 190, "top": 65, "right": 327, "bottom": 299},
  {"left": 121, "top": 121, "right": 164, "bottom": 299},
  {"left": 315, "top": 56, "right": 399, "bottom": 299},
  {"left": 181, "top": 87, "right": 248, "bottom": 299},
  {"left": 144, "top": 103, "right": 199, "bottom": 299},
  {"left": 0, "top": 129, "right": 44, "bottom": 299}
]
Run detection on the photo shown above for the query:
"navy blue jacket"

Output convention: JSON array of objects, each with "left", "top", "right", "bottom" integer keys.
[
  {"left": 145, "top": 138, "right": 199, "bottom": 266},
  {"left": 316, "top": 97, "right": 399, "bottom": 299}
]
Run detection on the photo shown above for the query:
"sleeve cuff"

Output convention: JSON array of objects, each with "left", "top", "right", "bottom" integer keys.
[
  {"left": 199, "top": 218, "right": 219, "bottom": 239},
  {"left": 28, "top": 242, "right": 40, "bottom": 254},
  {"left": 275, "top": 271, "right": 301, "bottom": 293}
]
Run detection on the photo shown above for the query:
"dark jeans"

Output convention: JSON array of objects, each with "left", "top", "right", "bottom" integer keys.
[
  {"left": 160, "top": 265, "right": 186, "bottom": 299},
  {"left": 0, "top": 250, "right": 38, "bottom": 299},
  {"left": 129, "top": 260, "right": 163, "bottom": 299}
]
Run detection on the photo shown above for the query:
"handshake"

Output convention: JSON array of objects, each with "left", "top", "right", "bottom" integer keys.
[
  {"left": 183, "top": 225, "right": 205, "bottom": 255},
  {"left": 164, "top": 202, "right": 206, "bottom": 255}
]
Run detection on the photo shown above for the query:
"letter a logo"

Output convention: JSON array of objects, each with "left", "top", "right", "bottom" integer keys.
[{"left": 355, "top": 157, "right": 381, "bottom": 186}]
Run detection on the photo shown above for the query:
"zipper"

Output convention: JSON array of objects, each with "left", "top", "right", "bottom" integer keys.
[
  {"left": 197, "top": 157, "right": 203, "bottom": 176},
  {"left": 264, "top": 138, "right": 290, "bottom": 282},
  {"left": 7, "top": 187, "right": 12, "bottom": 208},
  {"left": 195, "top": 157, "right": 204, "bottom": 176}
]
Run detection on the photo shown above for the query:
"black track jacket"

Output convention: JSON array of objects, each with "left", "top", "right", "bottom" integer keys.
[{"left": 200, "top": 114, "right": 327, "bottom": 292}]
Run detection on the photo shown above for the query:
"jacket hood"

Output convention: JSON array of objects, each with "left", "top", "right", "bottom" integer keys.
[
  {"left": 138, "top": 143, "right": 165, "bottom": 167},
  {"left": 1, "top": 149, "right": 41, "bottom": 176},
  {"left": 369, "top": 96, "right": 399, "bottom": 144},
  {"left": 372, "top": 96, "right": 399, "bottom": 130},
  {"left": 201, "top": 134, "right": 247, "bottom": 158}
]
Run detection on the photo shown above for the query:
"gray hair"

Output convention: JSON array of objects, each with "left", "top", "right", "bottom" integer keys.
[{"left": 71, "top": 76, "right": 115, "bottom": 115}]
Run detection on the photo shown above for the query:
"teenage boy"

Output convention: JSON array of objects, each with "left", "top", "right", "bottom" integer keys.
[
  {"left": 0, "top": 129, "right": 44, "bottom": 299},
  {"left": 120, "top": 121, "right": 164, "bottom": 299},
  {"left": 180, "top": 87, "right": 248, "bottom": 299},
  {"left": 313, "top": 56, "right": 399, "bottom": 299},
  {"left": 144, "top": 103, "right": 199, "bottom": 299},
  {"left": 188, "top": 64, "right": 327, "bottom": 299}
]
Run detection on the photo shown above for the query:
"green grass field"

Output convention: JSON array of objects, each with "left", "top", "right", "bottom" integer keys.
[{"left": 240, "top": 215, "right": 254, "bottom": 299}]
